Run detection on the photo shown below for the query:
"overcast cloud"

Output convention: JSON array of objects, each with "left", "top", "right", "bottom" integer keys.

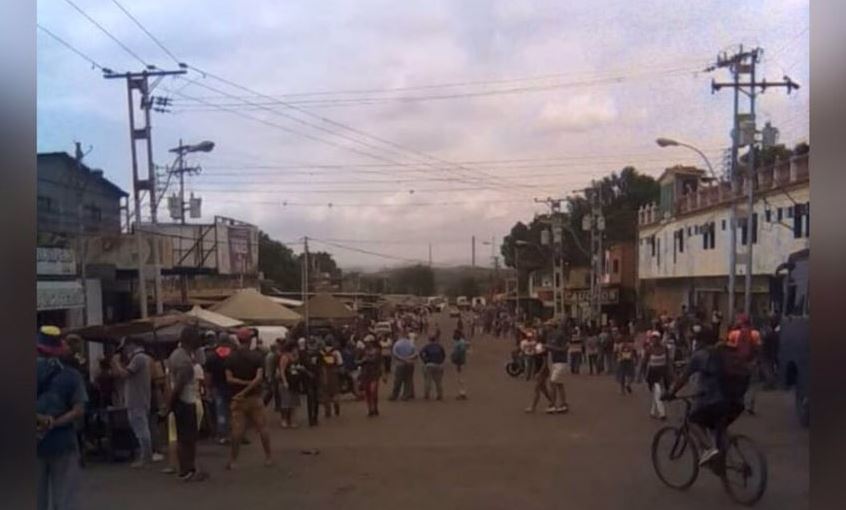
[{"left": 37, "top": 0, "right": 809, "bottom": 269}]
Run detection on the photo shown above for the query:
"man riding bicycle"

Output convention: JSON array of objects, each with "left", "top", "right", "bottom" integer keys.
[{"left": 664, "top": 313, "right": 760, "bottom": 466}]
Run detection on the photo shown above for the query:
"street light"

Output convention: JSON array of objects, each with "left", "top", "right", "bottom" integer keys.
[
  {"left": 655, "top": 137, "right": 718, "bottom": 181},
  {"left": 166, "top": 139, "right": 215, "bottom": 224}
]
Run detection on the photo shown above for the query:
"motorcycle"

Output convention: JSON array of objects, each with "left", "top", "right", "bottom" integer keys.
[{"left": 505, "top": 348, "right": 524, "bottom": 378}]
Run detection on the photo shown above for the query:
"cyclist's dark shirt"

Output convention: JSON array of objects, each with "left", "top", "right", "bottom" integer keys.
[{"left": 684, "top": 347, "right": 725, "bottom": 410}]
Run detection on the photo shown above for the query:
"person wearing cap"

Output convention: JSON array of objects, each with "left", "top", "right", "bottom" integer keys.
[
  {"left": 111, "top": 335, "right": 157, "bottom": 468},
  {"left": 37, "top": 326, "right": 88, "bottom": 510},
  {"left": 357, "top": 335, "right": 383, "bottom": 416},
  {"left": 725, "top": 314, "right": 762, "bottom": 415},
  {"left": 164, "top": 326, "right": 209, "bottom": 481},
  {"left": 225, "top": 328, "right": 273, "bottom": 469}
]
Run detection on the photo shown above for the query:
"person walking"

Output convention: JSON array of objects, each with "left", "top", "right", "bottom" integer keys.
[
  {"left": 378, "top": 333, "right": 393, "bottom": 384},
  {"left": 597, "top": 326, "right": 611, "bottom": 374},
  {"left": 568, "top": 327, "right": 584, "bottom": 375},
  {"left": 389, "top": 333, "right": 418, "bottom": 401},
  {"left": 586, "top": 330, "right": 601, "bottom": 375},
  {"left": 300, "top": 337, "right": 322, "bottom": 427},
  {"left": 420, "top": 332, "right": 446, "bottom": 401},
  {"left": 641, "top": 331, "right": 671, "bottom": 420},
  {"left": 357, "top": 335, "right": 383, "bottom": 416},
  {"left": 318, "top": 338, "right": 343, "bottom": 418},
  {"left": 204, "top": 333, "right": 236, "bottom": 445},
  {"left": 276, "top": 341, "right": 302, "bottom": 429},
  {"left": 111, "top": 336, "right": 157, "bottom": 468},
  {"left": 524, "top": 340, "right": 554, "bottom": 413},
  {"left": 37, "top": 326, "right": 88, "bottom": 510},
  {"left": 450, "top": 329, "right": 469, "bottom": 400},
  {"left": 727, "top": 314, "right": 762, "bottom": 415},
  {"left": 225, "top": 328, "right": 273, "bottom": 470},
  {"left": 543, "top": 325, "right": 570, "bottom": 414},
  {"left": 615, "top": 335, "right": 637, "bottom": 395},
  {"left": 164, "top": 327, "right": 209, "bottom": 481}
]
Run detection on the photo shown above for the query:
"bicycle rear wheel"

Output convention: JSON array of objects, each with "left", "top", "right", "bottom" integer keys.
[
  {"left": 721, "top": 434, "right": 768, "bottom": 506},
  {"left": 651, "top": 426, "right": 700, "bottom": 490}
]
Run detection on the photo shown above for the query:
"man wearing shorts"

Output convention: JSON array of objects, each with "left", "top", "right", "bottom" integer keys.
[
  {"left": 225, "top": 328, "right": 273, "bottom": 470},
  {"left": 544, "top": 326, "right": 570, "bottom": 414}
]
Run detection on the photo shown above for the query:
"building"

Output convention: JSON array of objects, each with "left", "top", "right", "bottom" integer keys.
[
  {"left": 37, "top": 152, "right": 128, "bottom": 328},
  {"left": 637, "top": 152, "right": 810, "bottom": 322}
]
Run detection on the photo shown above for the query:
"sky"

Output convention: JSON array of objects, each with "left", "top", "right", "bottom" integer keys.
[{"left": 37, "top": 0, "right": 809, "bottom": 270}]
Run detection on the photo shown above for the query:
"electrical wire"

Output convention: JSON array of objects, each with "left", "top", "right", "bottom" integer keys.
[
  {"left": 62, "top": 0, "right": 152, "bottom": 68},
  {"left": 109, "top": 0, "right": 184, "bottom": 66},
  {"left": 309, "top": 238, "right": 432, "bottom": 266},
  {"left": 37, "top": 23, "right": 110, "bottom": 72}
]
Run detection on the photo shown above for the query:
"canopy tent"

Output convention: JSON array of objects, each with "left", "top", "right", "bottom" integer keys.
[
  {"left": 65, "top": 313, "right": 217, "bottom": 346},
  {"left": 296, "top": 293, "right": 356, "bottom": 321},
  {"left": 210, "top": 288, "right": 302, "bottom": 326},
  {"left": 267, "top": 296, "right": 304, "bottom": 308},
  {"left": 185, "top": 305, "right": 244, "bottom": 329}
]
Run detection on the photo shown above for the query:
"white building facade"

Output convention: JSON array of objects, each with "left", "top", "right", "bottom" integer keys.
[{"left": 637, "top": 153, "right": 809, "bottom": 322}]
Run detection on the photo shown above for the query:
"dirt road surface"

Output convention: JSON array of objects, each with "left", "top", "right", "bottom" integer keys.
[{"left": 80, "top": 313, "right": 808, "bottom": 509}]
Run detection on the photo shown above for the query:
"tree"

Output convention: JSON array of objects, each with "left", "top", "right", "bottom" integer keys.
[
  {"left": 447, "top": 275, "right": 480, "bottom": 298},
  {"left": 389, "top": 264, "right": 435, "bottom": 296},
  {"left": 258, "top": 231, "right": 301, "bottom": 291}
]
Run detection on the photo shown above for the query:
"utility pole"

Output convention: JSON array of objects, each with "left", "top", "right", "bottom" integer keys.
[
  {"left": 428, "top": 242, "right": 432, "bottom": 267},
  {"left": 534, "top": 197, "right": 567, "bottom": 319},
  {"left": 580, "top": 185, "right": 605, "bottom": 325},
  {"left": 711, "top": 46, "right": 800, "bottom": 319},
  {"left": 302, "top": 236, "right": 310, "bottom": 335},
  {"left": 105, "top": 68, "right": 185, "bottom": 318},
  {"left": 471, "top": 235, "right": 476, "bottom": 268},
  {"left": 73, "top": 142, "right": 89, "bottom": 326}
]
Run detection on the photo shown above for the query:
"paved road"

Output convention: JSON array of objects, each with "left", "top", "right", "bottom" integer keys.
[{"left": 81, "top": 313, "right": 809, "bottom": 509}]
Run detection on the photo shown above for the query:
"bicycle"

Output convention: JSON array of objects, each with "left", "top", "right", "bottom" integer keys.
[{"left": 650, "top": 394, "right": 768, "bottom": 506}]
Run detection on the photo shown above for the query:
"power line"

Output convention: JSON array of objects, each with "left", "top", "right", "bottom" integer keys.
[
  {"left": 309, "top": 238, "right": 432, "bottom": 266},
  {"left": 37, "top": 23, "right": 111, "bottom": 73},
  {"left": 62, "top": 0, "right": 152, "bottom": 69},
  {"left": 181, "top": 68, "right": 528, "bottom": 194},
  {"left": 109, "top": 0, "right": 185, "bottom": 67}
]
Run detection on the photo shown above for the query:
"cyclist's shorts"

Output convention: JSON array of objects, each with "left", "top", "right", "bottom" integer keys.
[{"left": 690, "top": 401, "right": 744, "bottom": 430}]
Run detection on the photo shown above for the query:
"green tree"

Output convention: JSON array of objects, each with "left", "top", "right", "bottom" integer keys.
[
  {"left": 258, "top": 231, "right": 301, "bottom": 291},
  {"left": 447, "top": 275, "right": 480, "bottom": 298},
  {"left": 390, "top": 264, "right": 435, "bottom": 296}
]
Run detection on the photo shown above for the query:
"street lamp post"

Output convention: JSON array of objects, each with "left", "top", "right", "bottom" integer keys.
[
  {"left": 168, "top": 140, "right": 215, "bottom": 224},
  {"left": 656, "top": 137, "right": 736, "bottom": 321}
]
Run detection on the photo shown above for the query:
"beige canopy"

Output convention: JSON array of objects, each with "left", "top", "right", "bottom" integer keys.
[
  {"left": 297, "top": 292, "right": 356, "bottom": 320},
  {"left": 210, "top": 288, "right": 302, "bottom": 326},
  {"left": 185, "top": 305, "right": 244, "bottom": 329}
]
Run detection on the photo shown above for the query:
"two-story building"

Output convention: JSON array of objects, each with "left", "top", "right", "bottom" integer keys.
[
  {"left": 37, "top": 152, "right": 129, "bottom": 329},
  {"left": 637, "top": 152, "right": 810, "bottom": 322}
]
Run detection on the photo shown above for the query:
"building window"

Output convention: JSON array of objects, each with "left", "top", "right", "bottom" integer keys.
[
  {"left": 787, "top": 206, "right": 794, "bottom": 219},
  {"left": 613, "top": 259, "right": 619, "bottom": 274},
  {"left": 37, "top": 195, "right": 53, "bottom": 212},
  {"left": 710, "top": 222, "right": 716, "bottom": 249},
  {"left": 765, "top": 209, "right": 771, "bottom": 223},
  {"left": 721, "top": 219, "right": 726, "bottom": 231},
  {"left": 656, "top": 237, "right": 661, "bottom": 267},
  {"left": 650, "top": 235, "right": 656, "bottom": 257},
  {"left": 751, "top": 213, "right": 758, "bottom": 244},
  {"left": 777, "top": 208, "right": 783, "bottom": 222},
  {"left": 679, "top": 229, "right": 684, "bottom": 253},
  {"left": 741, "top": 218, "right": 748, "bottom": 245},
  {"left": 793, "top": 203, "right": 804, "bottom": 238},
  {"left": 85, "top": 205, "right": 102, "bottom": 222},
  {"left": 805, "top": 202, "right": 810, "bottom": 238},
  {"left": 687, "top": 227, "right": 692, "bottom": 236}
]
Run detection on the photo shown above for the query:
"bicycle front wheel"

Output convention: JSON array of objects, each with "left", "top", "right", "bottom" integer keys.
[
  {"left": 721, "top": 434, "right": 768, "bottom": 506},
  {"left": 651, "top": 426, "right": 700, "bottom": 490}
]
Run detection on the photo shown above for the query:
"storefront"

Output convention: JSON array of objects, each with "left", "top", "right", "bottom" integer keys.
[
  {"left": 37, "top": 279, "right": 86, "bottom": 328},
  {"left": 563, "top": 286, "right": 622, "bottom": 326}
]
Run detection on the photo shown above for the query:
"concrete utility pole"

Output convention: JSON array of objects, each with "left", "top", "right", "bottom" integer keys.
[
  {"left": 428, "top": 242, "right": 432, "bottom": 267},
  {"left": 471, "top": 235, "right": 476, "bottom": 268},
  {"left": 302, "top": 236, "right": 310, "bottom": 335},
  {"left": 710, "top": 46, "right": 800, "bottom": 319},
  {"left": 73, "top": 142, "right": 89, "bottom": 326},
  {"left": 534, "top": 197, "right": 567, "bottom": 319},
  {"left": 105, "top": 68, "right": 186, "bottom": 318}
]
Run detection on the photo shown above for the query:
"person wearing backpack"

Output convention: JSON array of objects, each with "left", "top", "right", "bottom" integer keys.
[
  {"left": 664, "top": 313, "right": 758, "bottom": 466},
  {"left": 726, "top": 315, "right": 762, "bottom": 415},
  {"left": 37, "top": 326, "right": 88, "bottom": 510},
  {"left": 451, "top": 329, "right": 469, "bottom": 400}
]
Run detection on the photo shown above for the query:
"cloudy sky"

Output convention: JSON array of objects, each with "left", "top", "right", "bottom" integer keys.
[{"left": 37, "top": 0, "right": 809, "bottom": 270}]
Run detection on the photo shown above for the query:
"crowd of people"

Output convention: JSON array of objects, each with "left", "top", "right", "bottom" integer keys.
[{"left": 36, "top": 306, "right": 473, "bottom": 508}]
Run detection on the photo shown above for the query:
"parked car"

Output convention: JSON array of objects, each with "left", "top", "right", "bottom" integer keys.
[{"left": 775, "top": 248, "right": 809, "bottom": 428}]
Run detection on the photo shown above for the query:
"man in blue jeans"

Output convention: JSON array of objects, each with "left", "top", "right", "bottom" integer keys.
[
  {"left": 389, "top": 333, "right": 418, "bottom": 401},
  {"left": 419, "top": 333, "right": 446, "bottom": 400},
  {"left": 37, "top": 326, "right": 87, "bottom": 510},
  {"left": 205, "top": 332, "right": 237, "bottom": 444}
]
